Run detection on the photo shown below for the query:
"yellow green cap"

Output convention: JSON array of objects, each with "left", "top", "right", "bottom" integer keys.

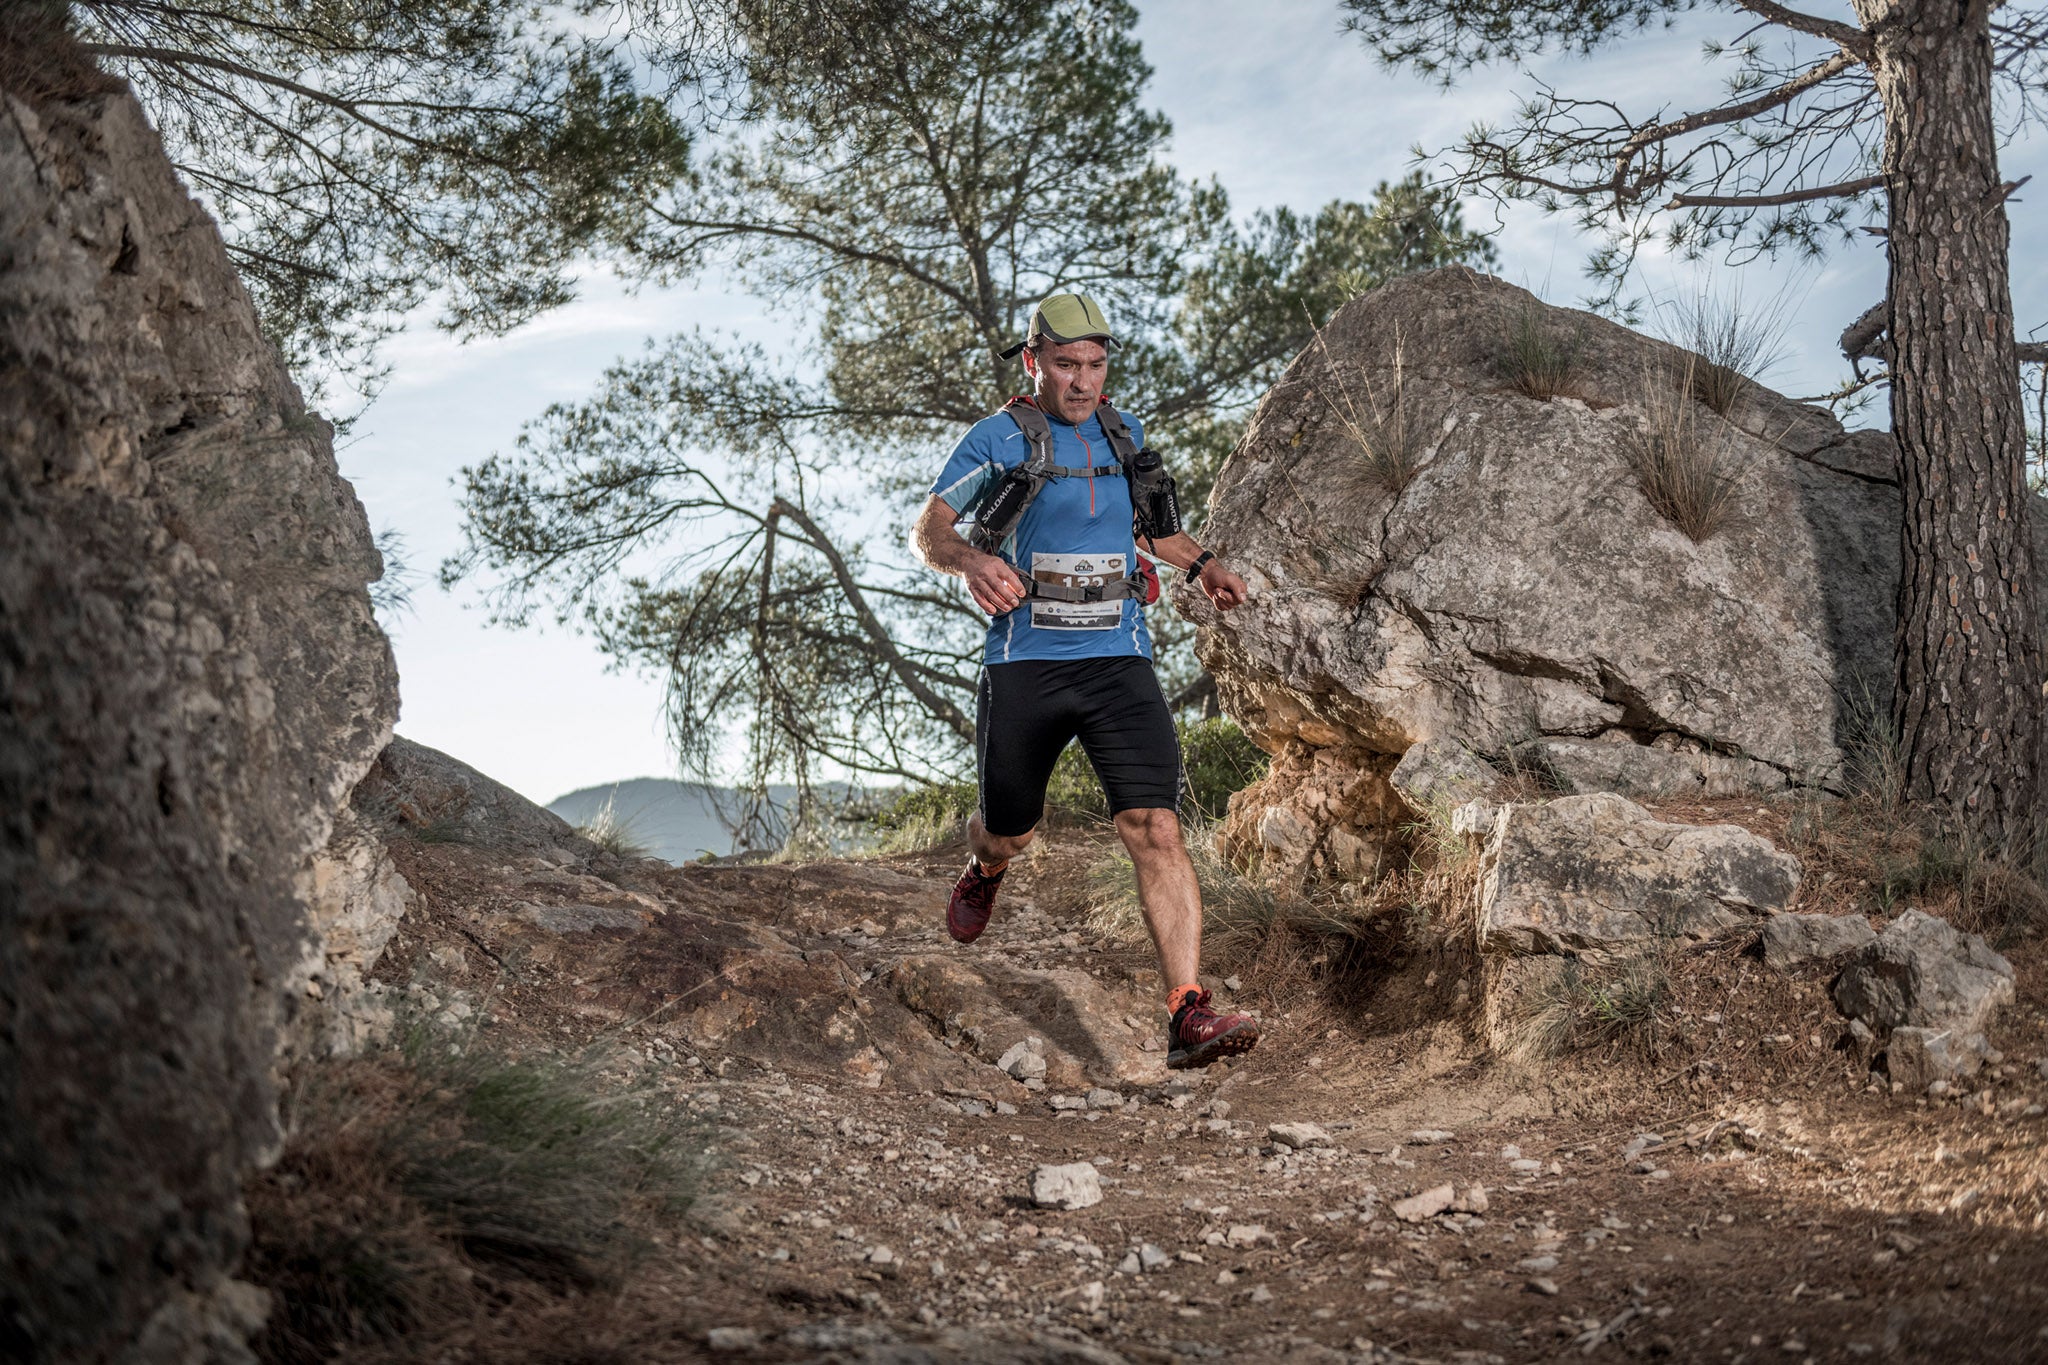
[{"left": 1000, "top": 292, "right": 1120, "bottom": 359}]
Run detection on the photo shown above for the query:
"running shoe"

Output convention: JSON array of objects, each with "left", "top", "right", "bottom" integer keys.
[
  {"left": 946, "top": 859, "right": 1006, "bottom": 944},
  {"left": 1167, "top": 988, "right": 1260, "bottom": 1069}
]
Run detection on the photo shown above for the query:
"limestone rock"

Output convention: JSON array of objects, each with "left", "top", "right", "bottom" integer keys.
[
  {"left": 1476, "top": 794, "right": 1801, "bottom": 958},
  {"left": 1833, "top": 909, "right": 2015, "bottom": 1038},
  {"left": 1885, "top": 1026, "right": 1985, "bottom": 1091},
  {"left": 1268, "top": 1121, "right": 1333, "bottom": 1150},
  {"left": 1524, "top": 736, "right": 1788, "bottom": 800},
  {"left": 1188, "top": 267, "right": 2048, "bottom": 875},
  {"left": 1392, "top": 1184, "right": 1457, "bottom": 1222},
  {"left": 1030, "top": 1163, "right": 1104, "bottom": 1211},
  {"left": 1760, "top": 912, "right": 1877, "bottom": 974},
  {"left": 1389, "top": 737, "right": 1502, "bottom": 815},
  {"left": 0, "top": 87, "right": 396, "bottom": 1360},
  {"left": 301, "top": 805, "right": 416, "bottom": 1054}
]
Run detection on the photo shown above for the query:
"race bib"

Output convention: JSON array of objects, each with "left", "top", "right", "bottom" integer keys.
[{"left": 1029, "top": 552, "right": 1125, "bottom": 631}]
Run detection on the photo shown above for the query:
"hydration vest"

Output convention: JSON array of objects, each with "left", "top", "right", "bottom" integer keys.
[{"left": 964, "top": 397, "right": 1157, "bottom": 604}]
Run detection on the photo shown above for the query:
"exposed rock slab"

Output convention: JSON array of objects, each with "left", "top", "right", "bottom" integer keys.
[
  {"left": 1760, "top": 912, "right": 1877, "bottom": 974},
  {"left": 0, "top": 87, "right": 396, "bottom": 1361},
  {"left": 1389, "top": 736, "right": 1503, "bottom": 814},
  {"left": 1833, "top": 909, "right": 2014, "bottom": 1038},
  {"left": 889, "top": 956, "right": 1160, "bottom": 1088},
  {"left": 1475, "top": 794, "right": 1801, "bottom": 959}
]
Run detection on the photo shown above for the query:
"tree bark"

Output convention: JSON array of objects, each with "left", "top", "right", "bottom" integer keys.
[{"left": 1860, "top": 0, "right": 2044, "bottom": 859}]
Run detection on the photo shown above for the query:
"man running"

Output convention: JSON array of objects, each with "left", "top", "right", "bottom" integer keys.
[{"left": 910, "top": 291, "right": 1260, "bottom": 1070}]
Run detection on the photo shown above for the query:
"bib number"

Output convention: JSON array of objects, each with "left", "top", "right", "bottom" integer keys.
[{"left": 1029, "top": 552, "right": 1125, "bottom": 631}]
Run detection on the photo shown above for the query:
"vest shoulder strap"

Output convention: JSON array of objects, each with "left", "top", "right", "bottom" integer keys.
[
  {"left": 1095, "top": 399, "right": 1141, "bottom": 466},
  {"left": 1000, "top": 397, "right": 1056, "bottom": 473}
]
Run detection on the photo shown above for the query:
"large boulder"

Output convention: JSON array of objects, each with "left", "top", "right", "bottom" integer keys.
[
  {"left": 0, "top": 82, "right": 397, "bottom": 1362},
  {"left": 1475, "top": 794, "right": 1801, "bottom": 960},
  {"left": 1190, "top": 267, "right": 2048, "bottom": 876}
]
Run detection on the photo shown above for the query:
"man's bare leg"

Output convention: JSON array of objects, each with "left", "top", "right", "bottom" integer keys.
[
  {"left": 948, "top": 814, "right": 1035, "bottom": 944},
  {"left": 967, "top": 813, "right": 1035, "bottom": 870},
  {"left": 1115, "top": 806, "right": 1258, "bottom": 1067},
  {"left": 1113, "top": 807, "right": 1201, "bottom": 987}
]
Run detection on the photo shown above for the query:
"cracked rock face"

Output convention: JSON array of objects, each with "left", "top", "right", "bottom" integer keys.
[
  {"left": 1, "top": 88, "right": 396, "bottom": 1361},
  {"left": 1186, "top": 268, "right": 2048, "bottom": 875}
]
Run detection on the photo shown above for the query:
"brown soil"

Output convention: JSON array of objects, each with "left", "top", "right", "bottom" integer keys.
[{"left": 285, "top": 822, "right": 2048, "bottom": 1364}]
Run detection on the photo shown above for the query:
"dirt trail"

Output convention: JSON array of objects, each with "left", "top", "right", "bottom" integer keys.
[{"left": 370, "top": 829, "right": 2048, "bottom": 1364}]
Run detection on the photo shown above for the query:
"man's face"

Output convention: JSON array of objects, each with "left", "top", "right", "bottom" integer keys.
[{"left": 1024, "top": 337, "right": 1108, "bottom": 424}]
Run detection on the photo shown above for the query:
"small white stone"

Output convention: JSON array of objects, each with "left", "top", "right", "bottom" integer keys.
[
  {"left": 1268, "top": 1121, "right": 1333, "bottom": 1150},
  {"left": 706, "top": 1327, "right": 761, "bottom": 1351},
  {"left": 1392, "top": 1184, "right": 1457, "bottom": 1223},
  {"left": 1031, "top": 1162, "right": 1103, "bottom": 1211}
]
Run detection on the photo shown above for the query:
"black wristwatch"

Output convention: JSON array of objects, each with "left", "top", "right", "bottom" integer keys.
[{"left": 1185, "top": 550, "right": 1215, "bottom": 584}]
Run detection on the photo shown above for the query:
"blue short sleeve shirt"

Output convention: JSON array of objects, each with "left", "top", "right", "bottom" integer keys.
[{"left": 930, "top": 404, "right": 1154, "bottom": 665}]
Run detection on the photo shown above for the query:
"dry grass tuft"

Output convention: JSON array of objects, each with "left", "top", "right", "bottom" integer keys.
[
  {"left": 1777, "top": 687, "right": 2048, "bottom": 942},
  {"left": 1084, "top": 825, "right": 1369, "bottom": 969},
  {"left": 1501, "top": 954, "right": 1675, "bottom": 1065},
  {"left": 1499, "top": 301, "right": 1584, "bottom": 401},
  {"left": 573, "top": 794, "right": 651, "bottom": 859},
  {"left": 245, "top": 1024, "right": 702, "bottom": 1364},
  {"left": 1658, "top": 286, "right": 1790, "bottom": 416},
  {"left": 0, "top": 4, "right": 123, "bottom": 105},
  {"left": 1310, "top": 323, "right": 1425, "bottom": 494},
  {"left": 1623, "top": 364, "right": 1741, "bottom": 542}
]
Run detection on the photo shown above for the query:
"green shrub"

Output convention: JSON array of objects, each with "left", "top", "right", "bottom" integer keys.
[
  {"left": 1179, "top": 717, "right": 1269, "bottom": 821},
  {"left": 1049, "top": 717, "right": 1268, "bottom": 824},
  {"left": 867, "top": 780, "right": 978, "bottom": 852}
]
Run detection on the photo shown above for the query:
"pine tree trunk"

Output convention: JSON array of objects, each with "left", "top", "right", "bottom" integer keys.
[{"left": 1863, "top": 0, "right": 2043, "bottom": 860}]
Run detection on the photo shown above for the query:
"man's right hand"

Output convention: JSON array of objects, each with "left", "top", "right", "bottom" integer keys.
[{"left": 964, "top": 553, "right": 1028, "bottom": 616}]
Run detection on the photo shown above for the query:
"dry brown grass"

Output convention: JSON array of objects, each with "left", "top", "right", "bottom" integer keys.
[
  {"left": 1658, "top": 285, "right": 1791, "bottom": 417},
  {"left": 1309, "top": 323, "right": 1424, "bottom": 494},
  {"left": 1623, "top": 363, "right": 1741, "bottom": 542},
  {"left": 1498, "top": 953, "right": 1678, "bottom": 1066},
  {"left": 0, "top": 4, "right": 122, "bottom": 105},
  {"left": 245, "top": 1028, "right": 703, "bottom": 1364},
  {"left": 1499, "top": 301, "right": 1584, "bottom": 400}
]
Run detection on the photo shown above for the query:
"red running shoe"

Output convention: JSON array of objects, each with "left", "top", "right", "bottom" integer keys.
[
  {"left": 1167, "top": 989, "right": 1259, "bottom": 1069},
  {"left": 946, "top": 859, "right": 1006, "bottom": 944}
]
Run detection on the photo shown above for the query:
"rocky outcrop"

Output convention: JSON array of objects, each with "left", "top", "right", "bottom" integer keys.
[
  {"left": 1187, "top": 267, "right": 2048, "bottom": 877},
  {"left": 1473, "top": 794, "right": 1801, "bottom": 961},
  {"left": 1, "top": 83, "right": 396, "bottom": 1363},
  {"left": 354, "top": 734, "right": 597, "bottom": 858}
]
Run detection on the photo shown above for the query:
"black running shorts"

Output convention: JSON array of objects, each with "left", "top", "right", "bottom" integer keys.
[{"left": 975, "top": 657, "right": 1182, "bottom": 837}]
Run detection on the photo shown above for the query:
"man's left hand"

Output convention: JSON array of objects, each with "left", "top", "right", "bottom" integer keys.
[{"left": 1197, "top": 561, "right": 1248, "bottom": 611}]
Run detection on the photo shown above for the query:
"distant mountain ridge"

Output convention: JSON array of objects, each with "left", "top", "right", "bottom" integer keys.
[{"left": 546, "top": 777, "right": 764, "bottom": 863}]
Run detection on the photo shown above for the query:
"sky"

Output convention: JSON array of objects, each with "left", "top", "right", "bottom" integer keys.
[{"left": 337, "top": 0, "right": 2047, "bottom": 806}]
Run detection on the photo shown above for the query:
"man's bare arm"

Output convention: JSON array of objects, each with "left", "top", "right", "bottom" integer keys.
[
  {"left": 912, "top": 495, "right": 1029, "bottom": 616},
  {"left": 1142, "top": 530, "right": 1248, "bottom": 611}
]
